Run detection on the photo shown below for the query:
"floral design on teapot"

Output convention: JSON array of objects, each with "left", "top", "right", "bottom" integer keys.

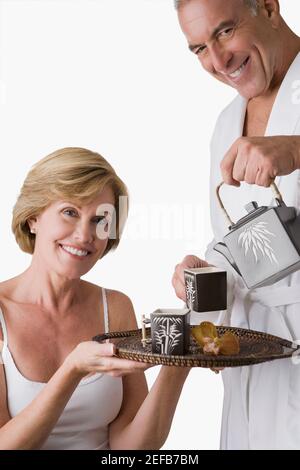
[{"left": 238, "top": 221, "right": 279, "bottom": 265}]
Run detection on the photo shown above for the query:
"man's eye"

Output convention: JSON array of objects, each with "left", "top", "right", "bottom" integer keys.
[
  {"left": 219, "top": 28, "right": 234, "bottom": 38},
  {"left": 196, "top": 45, "right": 207, "bottom": 55}
]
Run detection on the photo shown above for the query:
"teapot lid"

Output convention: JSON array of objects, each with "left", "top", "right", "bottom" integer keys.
[{"left": 229, "top": 203, "right": 269, "bottom": 231}]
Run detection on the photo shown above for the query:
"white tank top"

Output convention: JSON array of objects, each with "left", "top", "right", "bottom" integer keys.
[{"left": 0, "top": 288, "right": 123, "bottom": 450}]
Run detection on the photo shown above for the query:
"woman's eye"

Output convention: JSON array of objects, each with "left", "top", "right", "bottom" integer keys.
[{"left": 63, "top": 209, "right": 78, "bottom": 217}]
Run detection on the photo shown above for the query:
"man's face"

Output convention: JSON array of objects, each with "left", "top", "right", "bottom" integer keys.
[{"left": 178, "top": 0, "right": 280, "bottom": 99}]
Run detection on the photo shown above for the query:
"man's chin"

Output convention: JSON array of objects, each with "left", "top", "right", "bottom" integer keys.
[
  {"left": 235, "top": 74, "right": 269, "bottom": 99},
  {"left": 235, "top": 84, "right": 265, "bottom": 100},
  {"left": 214, "top": 74, "right": 266, "bottom": 99}
]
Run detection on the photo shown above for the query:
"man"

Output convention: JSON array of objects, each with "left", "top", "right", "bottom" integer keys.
[{"left": 172, "top": 0, "right": 300, "bottom": 449}]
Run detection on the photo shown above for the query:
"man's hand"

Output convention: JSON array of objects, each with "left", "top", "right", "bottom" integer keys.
[
  {"left": 221, "top": 136, "right": 300, "bottom": 187},
  {"left": 172, "top": 255, "right": 211, "bottom": 302}
]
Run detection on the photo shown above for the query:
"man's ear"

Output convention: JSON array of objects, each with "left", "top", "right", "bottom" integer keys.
[{"left": 261, "top": 0, "right": 280, "bottom": 27}]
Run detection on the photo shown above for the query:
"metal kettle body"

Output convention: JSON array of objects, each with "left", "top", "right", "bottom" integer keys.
[{"left": 213, "top": 183, "right": 300, "bottom": 289}]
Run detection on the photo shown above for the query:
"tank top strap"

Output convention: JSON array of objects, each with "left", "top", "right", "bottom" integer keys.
[
  {"left": 102, "top": 288, "right": 109, "bottom": 334},
  {"left": 0, "top": 308, "right": 8, "bottom": 349}
]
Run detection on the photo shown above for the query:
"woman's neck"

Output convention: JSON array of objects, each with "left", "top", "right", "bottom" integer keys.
[{"left": 13, "top": 264, "right": 82, "bottom": 316}]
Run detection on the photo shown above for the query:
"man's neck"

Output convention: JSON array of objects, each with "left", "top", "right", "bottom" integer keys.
[
  {"left": 244, "top": 89, "right": 279, "bottom": 137},
  {"left": 244, "top": 35, "right": 300, "bottom": 138}
]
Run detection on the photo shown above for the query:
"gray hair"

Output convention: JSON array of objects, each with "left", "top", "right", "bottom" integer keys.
[{"left": 174, "top": 0, "right": 259, "bottom": 16}]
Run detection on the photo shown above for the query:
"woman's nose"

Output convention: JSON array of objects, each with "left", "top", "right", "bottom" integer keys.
[{"left": 74, "top": 221, "right": 95, "bottom": 244}]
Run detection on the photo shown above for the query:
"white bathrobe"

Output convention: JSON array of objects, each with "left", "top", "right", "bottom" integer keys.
[{"left": 203, "top": 52, "right": 300, "bottom": 449}]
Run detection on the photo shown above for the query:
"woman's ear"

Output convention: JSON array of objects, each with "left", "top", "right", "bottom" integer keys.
[{"left": 28, "top": 217, "right": 38, "bottom": 234}]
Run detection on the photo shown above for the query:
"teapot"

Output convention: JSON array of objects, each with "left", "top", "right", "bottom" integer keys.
[{"left": 213, "top": 182, "right": 300, "bottom": 289}]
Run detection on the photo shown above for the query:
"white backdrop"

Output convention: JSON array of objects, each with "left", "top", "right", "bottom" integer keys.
[{"left": 0, "top": 0, "right": 299, "bottom": 450}]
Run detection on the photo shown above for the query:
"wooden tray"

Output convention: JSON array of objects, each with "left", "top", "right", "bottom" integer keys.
[{"left": 93, "top": 326, "right": 299, "bottom": 368}]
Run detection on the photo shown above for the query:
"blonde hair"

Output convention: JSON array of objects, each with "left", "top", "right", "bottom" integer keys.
[{"left": 12, "top": 147, "right": 128, "bottom": 258}]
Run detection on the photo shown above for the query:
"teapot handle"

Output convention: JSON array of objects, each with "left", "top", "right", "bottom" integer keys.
[{"left": 216, "top": 181, "right": 283, "bottom": 228}]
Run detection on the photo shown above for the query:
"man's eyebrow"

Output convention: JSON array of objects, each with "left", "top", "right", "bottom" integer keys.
[{"left": 188, "top": 20, "right": 236, "bottom": 53}]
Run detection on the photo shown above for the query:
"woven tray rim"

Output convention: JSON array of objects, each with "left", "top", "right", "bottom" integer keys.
[{"left": 93, "top": 325, "right": 299, "bottom": 368}]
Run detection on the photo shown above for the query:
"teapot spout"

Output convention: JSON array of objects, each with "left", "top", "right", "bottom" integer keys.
[{"left": 213, "top": 242, "right": 241, "bottom": 276}]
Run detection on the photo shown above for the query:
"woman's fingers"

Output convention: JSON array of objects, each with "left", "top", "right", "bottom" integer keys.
[
  {"left": 94, "top": 356, "right": 152, "bottom": 376},
  {"left": 95, "top": 341, "right": 116, "bottom": 355}
]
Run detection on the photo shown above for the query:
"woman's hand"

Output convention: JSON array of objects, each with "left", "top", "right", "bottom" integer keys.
[{"left": 64, "top": 341, "right": 152, "bottom": 379}]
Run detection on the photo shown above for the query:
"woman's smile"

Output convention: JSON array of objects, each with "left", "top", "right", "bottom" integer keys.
[{"left": 59, "top": 243, "right": 92, "bottom": 260}]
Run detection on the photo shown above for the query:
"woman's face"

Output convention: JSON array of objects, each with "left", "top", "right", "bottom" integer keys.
[{"left": 29, "top": 185, "right": 116, "bottom": 279}]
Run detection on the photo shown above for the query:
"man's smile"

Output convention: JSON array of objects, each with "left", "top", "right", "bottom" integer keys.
[{"left": 227, "top": 56, "right": 250, "bottom": 79}]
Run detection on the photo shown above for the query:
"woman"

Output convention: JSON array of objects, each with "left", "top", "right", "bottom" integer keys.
[{"left": 0, "top": 147, "right": 189, "bottom": 450}]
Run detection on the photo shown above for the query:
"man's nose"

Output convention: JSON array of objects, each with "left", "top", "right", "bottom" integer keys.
[{"left": 209, "top": 44, "right": 233, "bottom": 74}]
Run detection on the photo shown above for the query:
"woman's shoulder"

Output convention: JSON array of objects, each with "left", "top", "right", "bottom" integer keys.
[
  {"left": 106, "top": 289, "right": 137, "bottom": 332},
  {"left": 0, "top": 280, "right": 12, "bottom": 311},
  {"left": 84, "top": 281, "right": 136, "bottom": 331},
  {"left": 83, "top": 280, "right": 133, "bottom": 306},
  {"left": 106, "top": 288, "right": 133, "bottom": 308},
  {"left": 0, "top": 282, "right": 9, "bottom": 344},
  {"left": 0, "top": 280, "right": 10, "bottom": 295},
  {"left": 0, "top": 277, "right": 19, "bottom": 300},
  {"left": 0, "top": 276, "right": 27, "bottom": 342}
]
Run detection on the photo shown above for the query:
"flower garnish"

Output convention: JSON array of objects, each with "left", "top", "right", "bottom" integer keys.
[{"left": 191, "top": 322, "right": 240, "bottom": 356}]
